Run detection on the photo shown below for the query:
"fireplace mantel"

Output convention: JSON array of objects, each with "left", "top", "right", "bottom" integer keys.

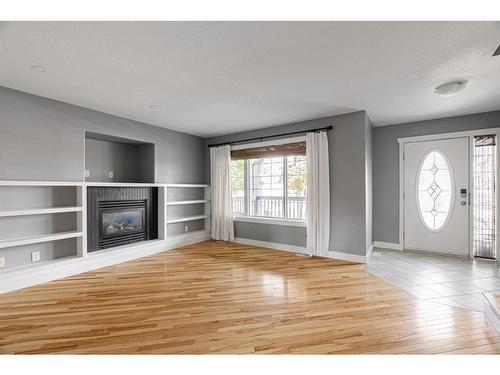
[{"left": 85, "top": 182, "right": 165, "bottom": 187}]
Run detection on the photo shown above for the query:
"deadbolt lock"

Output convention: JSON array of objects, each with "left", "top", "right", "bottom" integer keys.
[{"left": 460, "top": 188, "right": 467, "bottom": 198}]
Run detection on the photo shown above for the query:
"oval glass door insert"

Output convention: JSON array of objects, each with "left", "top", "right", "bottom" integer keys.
[{"left": 416, "top": 150, "right": 453, "bottom": 231}]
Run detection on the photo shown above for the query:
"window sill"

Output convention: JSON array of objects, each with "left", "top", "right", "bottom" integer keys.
[{"left": 233, "top": 215, "right": 306, "bottom": 227}]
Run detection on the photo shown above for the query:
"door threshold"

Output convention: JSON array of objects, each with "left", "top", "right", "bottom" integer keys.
[{"left": 403, "top": 248, "right": 470, "bottom": 259}]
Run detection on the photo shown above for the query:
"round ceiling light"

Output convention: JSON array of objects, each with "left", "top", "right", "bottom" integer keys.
[
  {"left": 434, "top": 80, "right": 468, "bottom": 97},
  {"left": 30, "top": 65, "right": 47, "bottom": 73},
  {"left": 149, "top": 104, "right": 160, "bottom": 110}
]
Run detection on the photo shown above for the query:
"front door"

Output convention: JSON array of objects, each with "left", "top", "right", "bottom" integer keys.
[{"left": 404, "top": 137, "right": 469, "bottom": 256}]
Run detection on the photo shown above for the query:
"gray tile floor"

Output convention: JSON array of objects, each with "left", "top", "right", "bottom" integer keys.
[{"left": 366, "top": 248, "right": 500, "bottom": 312}]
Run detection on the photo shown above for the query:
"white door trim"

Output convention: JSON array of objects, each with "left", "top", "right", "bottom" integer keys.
[
  {"left": 398, "top": 127, "right": 500, "bottom": 257},
  {"left": 397, "top": 128, "right": 500, "bottom": 144}
]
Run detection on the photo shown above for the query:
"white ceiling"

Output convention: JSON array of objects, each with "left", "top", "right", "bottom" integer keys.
[{"left": 0, "top": 21, "right": 499, "bottom": 137}]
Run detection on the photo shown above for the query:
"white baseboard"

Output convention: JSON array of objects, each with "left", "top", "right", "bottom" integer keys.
[
  {"left": 325, "top": 251, "right": 367, "bottom": 263},
  {"left": 233, "top": 237, "right": 307, "bottom": 255},
  {"left": 0, "top": 230, "right": 210, "bottom": 294},
  {"left": 373, "top": 241, "right": 402, "bottom": 251},
  {"left": 366, "top": 243, "right": 374, "bottom": 259},
  {"left": 233, "top": 237, "right": 367, "bottom": 263}
]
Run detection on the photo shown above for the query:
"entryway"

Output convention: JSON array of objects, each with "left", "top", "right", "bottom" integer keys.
[
  {"left": 366, "top": 248, "right": 500, "bottom": 312},
  {"left": 401, "top": 131, "right": 498, "bottom": 260},
  {"left": 404, "top": 137, "right": 469, "bottom": 256}
]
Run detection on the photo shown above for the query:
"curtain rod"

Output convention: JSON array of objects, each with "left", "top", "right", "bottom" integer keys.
[{"left": 207, "top": 125, "right": 333, "bottom": 148}]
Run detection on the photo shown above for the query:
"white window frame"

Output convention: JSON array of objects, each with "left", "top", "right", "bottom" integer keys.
[{"left": 231, "top": 136, "right": 307, "bottom": 226}]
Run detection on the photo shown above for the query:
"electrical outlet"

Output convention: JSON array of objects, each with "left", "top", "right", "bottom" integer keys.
[
  {"left": 0, "top": 257, "right": 5, "bottom": 268},
  {"left": 108, "top": 171, "right": 114, "bottom": 178},
  {"left": 84, "top": 169, "right": 90, "bottom": 178},
  {"left": 184, "top": 225, "right": 189, "bottom": 232},
  {"left": 31, "top": 251, "right": 41, "bottom": 262}
]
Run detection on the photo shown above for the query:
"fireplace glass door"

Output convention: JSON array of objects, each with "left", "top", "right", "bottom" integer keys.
[
  {"left": 98, "top": 200, "right": 148, "bottom": 248},
  {"left": 101, "top": 208, "right": 145, "bottom": 238}
]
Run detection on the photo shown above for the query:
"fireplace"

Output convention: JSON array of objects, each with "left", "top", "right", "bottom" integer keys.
[
  {"left": 99, "top": 200, "right": 147, "bottom": 248},
  {"left": 87, "top": 187, "right": 158, "bottom": 252}
]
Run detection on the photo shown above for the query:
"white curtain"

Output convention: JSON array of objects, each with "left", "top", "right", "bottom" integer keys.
[
  {"left": 306, "top": 131, "right": 330, "bottom": 256},
  {"left": 210, "top": 145, "right": 234, "bottom": 241}
]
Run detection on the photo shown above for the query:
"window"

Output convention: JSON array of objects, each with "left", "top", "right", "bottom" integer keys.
[
  {"left": 473, "top": 135, "right": 496, "bottom": 259},
  {"left": 416, "top": 150, "right": 453, "bottom": 231},
  {"left": 230, "top": 141, "right": 307, "bottom": 221},
  {"left": 286, "top": 155, "right": 307, "bottom": 220},
  {"left": 231, "top": 159, "right": 245, "bottom": 214},
  {"left": 249, "top": 157, "right": 285, "bottom": 218}
]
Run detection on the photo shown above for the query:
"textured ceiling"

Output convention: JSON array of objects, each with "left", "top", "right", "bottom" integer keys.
[{"left": 0, "top": 21, "right": 499, "bottom": 137}]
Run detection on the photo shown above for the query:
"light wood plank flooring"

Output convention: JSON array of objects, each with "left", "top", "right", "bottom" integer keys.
[{"left": 0, "top": 240, "right": 499, "bottom": 354}]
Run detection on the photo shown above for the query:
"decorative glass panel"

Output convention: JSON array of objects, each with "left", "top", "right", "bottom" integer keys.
[
  {"left": 473, "top": 135, "right": 497, "bottom": 259},
  {"left": 417, "top": 150, "right": 453, "bottom": 231}
]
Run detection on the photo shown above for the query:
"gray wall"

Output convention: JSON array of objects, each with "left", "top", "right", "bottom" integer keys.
[
  {"left": 234, "top": 222, "right": 306, "bottom": 247},
  {"left": 0, "top": 86, "right": 206, "bottom": 183},
  {"left": 0, "top": 86, "right": 206, "bottom": 269},
  {"left": 85, "top": 138, "right": 155, "bottom": 183},
  {"left": 207, "top": 111, "right": 372, "bottom": 256},
  {"left": 373, "top": 110, "right": 500, "bottom": 244}
]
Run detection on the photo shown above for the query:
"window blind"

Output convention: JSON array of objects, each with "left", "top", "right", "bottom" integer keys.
[{"left": 230, "top": 141, "right": 306, "bottom": 160}]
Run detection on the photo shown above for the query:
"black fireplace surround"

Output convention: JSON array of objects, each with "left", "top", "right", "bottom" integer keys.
[{"left": 87, "top": 187, "right": 158, "bottom": 252}]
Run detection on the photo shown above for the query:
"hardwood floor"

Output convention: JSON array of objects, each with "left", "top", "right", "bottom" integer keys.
[{"left": 0, "top": 240, "right": 499, "bottom": 354}]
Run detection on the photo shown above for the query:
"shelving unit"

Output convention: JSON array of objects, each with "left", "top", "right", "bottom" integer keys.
[
  {"left": 164, "top": 184, "right": 211, "bottom": 238},
  {"left": 0, "top": 231, "right": 83, "bottom": 249},
  {"left": 165, "top": 184, "right": 210, "bottom": 188},
  {"left": 0, "top": 181, "right": 84, "bottom": 187},
  {"left": 166, "top": 214, "right": 209, "bottom": 224},
  {"left": 166, "top": 200, "right": 208, "bottom": 206},
  {"left": 0, "top": 255, "right": 80, "bottom": 274},
  {"left": 0, "top": 181, "right": 86, "bottom": 269},
  {"left": 0, "top": 181, "right": 210, "bottom": 289},
  {"left": 0, "top": 206, "right": 83, "bottom": 218}
]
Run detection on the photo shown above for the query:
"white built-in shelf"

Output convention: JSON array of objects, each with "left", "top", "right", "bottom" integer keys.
[
  {"left": 85, "top": 182, "right": 163, "bottom": 187},
  {"left": 165, "top": 184, "right": 209, "bottom": 188},
  {"left": 167, "top": 229, "right": 209, "bottom": 240},
  {"left": 0, "top": 231, "right": 83, "bottom": 249},
  {"left": 166, "top": 200, "right": 208, "bottom": 206},
  {"left": 0, "top": 180, "right": 83, "bottom": 186},
  {"left": 166, "top": 215, "right": 209, "bottom": 224},
  {"left": 0, "top": 255, "right": 80, "bottom": 274},
  {"left": 0, "top": 206, "right": 83, "bottom": 218},
  {"left": 164, "top": 183, "right": 210, "bottom": 237},
  {"left": 84, "top": 182, "right": 208, "bottom": 188}
]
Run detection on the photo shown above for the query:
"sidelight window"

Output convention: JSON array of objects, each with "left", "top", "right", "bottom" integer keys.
[{"left": 473, "top": 135, "right": 497, "bottom": 259}]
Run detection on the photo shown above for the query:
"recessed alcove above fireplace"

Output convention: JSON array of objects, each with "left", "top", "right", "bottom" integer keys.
[
  {"left": 87, "top": 187, "right": 158, "bottom": 252},
  {"left": 85, "top": 132, "right": 155, "bottom": 183}
]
